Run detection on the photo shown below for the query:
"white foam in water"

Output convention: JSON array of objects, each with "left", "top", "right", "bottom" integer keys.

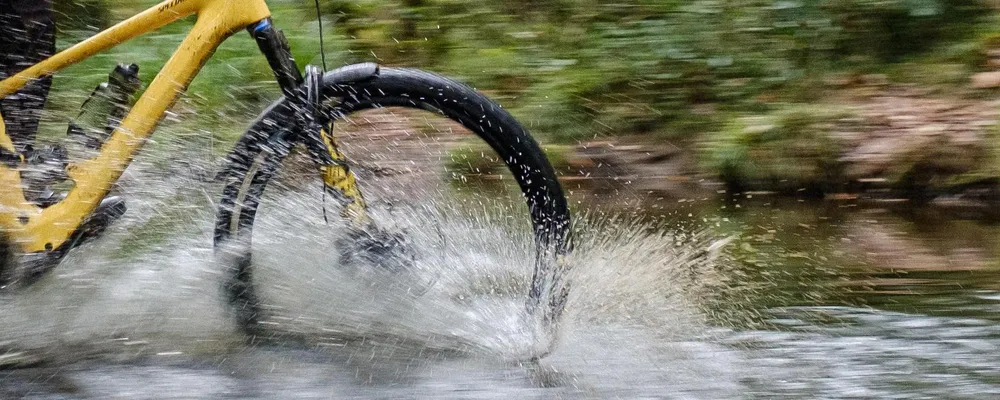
[
  {"left": 0, "top": 139, "right": 747, "bottom": 397},
  {"left": 248, "top": 181, "right": 542, "bottom": 354},
  {"left": 10, "top": 131, "right": 1000, "bottom": 397},
  {"left": 0, "top": 152, "right": 235, "bottom": 352}
]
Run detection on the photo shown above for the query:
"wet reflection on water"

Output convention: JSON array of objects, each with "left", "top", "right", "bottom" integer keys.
[{"left": 6, "top": 135, "right": 1000, "bottom": 398}]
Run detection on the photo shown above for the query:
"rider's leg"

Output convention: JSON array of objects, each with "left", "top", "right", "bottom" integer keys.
[{"left": 0, "top": 0, "right": 55, "bottom": 153}]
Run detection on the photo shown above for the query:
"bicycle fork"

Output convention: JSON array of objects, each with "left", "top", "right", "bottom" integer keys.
[{"left": 247, "top": 18, "right": 370, "bottom": 226}]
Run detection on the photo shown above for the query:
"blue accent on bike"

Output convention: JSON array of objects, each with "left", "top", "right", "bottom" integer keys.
[{"left": 253, "top": 19, "right": 272, "bottom": 32}]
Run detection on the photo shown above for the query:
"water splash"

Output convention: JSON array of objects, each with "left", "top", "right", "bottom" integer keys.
[
  {"left": 0, "top": 136, "right": 748, "bottom": 397},
  {"left": 237, "top": 175, "right": 735, "bottom": 354}
]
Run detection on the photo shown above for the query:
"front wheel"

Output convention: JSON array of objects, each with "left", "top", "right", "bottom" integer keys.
[{"left": 214, "top": 64, "right": 571, "bottom": 344}]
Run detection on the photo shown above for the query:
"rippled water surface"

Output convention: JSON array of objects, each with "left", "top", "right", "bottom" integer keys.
[{"left": 5, "top": 132, "right": 1000, "bottom": 399}]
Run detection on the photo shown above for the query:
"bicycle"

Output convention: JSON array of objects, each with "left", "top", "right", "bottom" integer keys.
[{"left": 0, "top": 0, "right": 571, "bottom": 351}]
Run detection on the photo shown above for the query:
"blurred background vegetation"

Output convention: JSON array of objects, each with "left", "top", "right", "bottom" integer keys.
[{"left": 40, "top": 0, "right": 1000, "bottom": 195}]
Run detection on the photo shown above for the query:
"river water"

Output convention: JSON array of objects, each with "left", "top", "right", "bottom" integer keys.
[{"left": 5, "top": 130, "right": 1000, "bottom": 398}]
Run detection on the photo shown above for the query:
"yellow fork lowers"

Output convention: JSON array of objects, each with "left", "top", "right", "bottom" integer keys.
[{"left": 319, "top": 125, "right": 371, "bottom": 227}]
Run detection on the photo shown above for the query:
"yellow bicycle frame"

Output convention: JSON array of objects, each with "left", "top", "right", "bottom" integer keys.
[{"left": 0, "top": 0, "right": 271, "bottom": 253}]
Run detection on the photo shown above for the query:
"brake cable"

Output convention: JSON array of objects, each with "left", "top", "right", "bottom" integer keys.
[{"left": 314, "top": 0, "right": 329, "bottom": 72}]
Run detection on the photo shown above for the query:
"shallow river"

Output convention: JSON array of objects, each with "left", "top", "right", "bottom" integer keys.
[{"left": 5, "top": 139, "right": 1000, "bottom": 399}]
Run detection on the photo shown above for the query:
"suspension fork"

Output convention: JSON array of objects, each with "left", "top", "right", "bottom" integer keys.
[{"left": 246, "top": 18, "right": 370, "bottom": 225}]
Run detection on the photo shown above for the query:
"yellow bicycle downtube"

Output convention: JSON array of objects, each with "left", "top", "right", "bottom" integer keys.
[{"left": 0, "top": 0, "right": 272, "bottom": 255}]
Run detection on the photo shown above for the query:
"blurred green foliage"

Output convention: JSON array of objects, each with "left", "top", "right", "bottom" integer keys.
[
  {"left": 42, "top": 0, "right": 1000, "bottom": 147},
  {"left": 305, "top": 0, "right": 993, "bottom": 143},
  {"left": 699, "top": 106, "right": 849, "bottom": 192}
]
